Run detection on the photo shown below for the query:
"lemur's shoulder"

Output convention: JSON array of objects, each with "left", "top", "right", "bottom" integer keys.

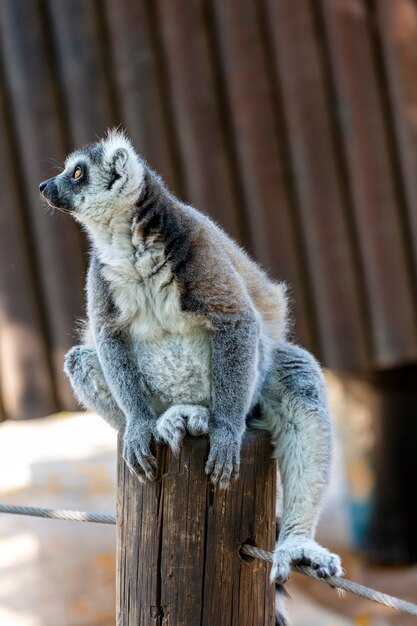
[{"left": 170, "top": 200, "right": 289, "bottom": 338}]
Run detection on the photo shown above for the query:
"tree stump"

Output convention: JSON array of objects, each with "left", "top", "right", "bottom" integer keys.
[{"left": 116, "top": 430, "right": 276, "bottom": 626}]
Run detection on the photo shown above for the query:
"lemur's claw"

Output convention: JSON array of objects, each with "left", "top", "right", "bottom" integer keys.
[
  {"left": 123, "top": 435, "right": 157, "bottom": 482},
  {"left": 206, "top": 435, "right": 240, "bottom": 489},
  {"left": 270, "top": 538, "right": 343, "bottom": 584}
]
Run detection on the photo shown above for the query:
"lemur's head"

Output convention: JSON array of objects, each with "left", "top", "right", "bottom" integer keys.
[{"left": 39, "top": 130, "right": 145, "bottom": 225}]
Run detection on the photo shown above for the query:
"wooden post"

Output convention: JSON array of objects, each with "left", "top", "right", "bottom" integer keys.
[{"left": 116, "top": 430, "right": 276, "bottom": 626}]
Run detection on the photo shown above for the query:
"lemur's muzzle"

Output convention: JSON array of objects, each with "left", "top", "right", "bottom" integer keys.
[
  {"left": 39, "top": 176, "right": 56, "bottom": 196},
  {"left": 39, "top": 177, "right": 70, "bottom": 212}
]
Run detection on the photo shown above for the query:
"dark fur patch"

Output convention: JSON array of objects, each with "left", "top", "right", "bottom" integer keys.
[
  {"left": 141, "top": 209, "right": 161, "bottom": 239},
  {"left": 275, "top": 611, "right": 289, "bottom": 626},
  {"left": 84, "top": 144, "right": 104, "bottom": 164},
  {"left": 276, "top": 584, "right": 290, "bottom": 626},
  {"left": 134, "top": 172, "right": 194, "bottom": 293},
  {"left": 107, "top": 170, "right": 121, "bottom": 190},
  {"left": 133, "top": 169, "right": 248, "bottom": 322},
  {"left": 65, "top": 161, "right": 90, "bottom": 191},
  {"left": 276, "top": 583, "right": 290, "bottom": 599},
  {"left": 107, "top": 150, "right": 126, "bottom": 190}
]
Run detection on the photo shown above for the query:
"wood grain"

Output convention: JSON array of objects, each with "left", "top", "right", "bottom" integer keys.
[
  {"left": 0, "top": 72, "right": 56, "bottom": 419},
  {"left": 211, "top": 0, "right": 316, "bottom": 349},
  {"left": 265, "top": 0, "right": 369, "bottom": 369},
  {"left": 376, "top": 0, "right": 417, "bottom": 283},
  {"left": 103, "top": 0, "right": 180, "bottom": 194},
  {"left": 154, "top": 0, "right": 244, "bottom": 240},
  {"left": 116, "top": 431, "right": 276, "bottom": 626},
  {"left": 320, "top": 0, "right": 417, "bottom": 366},
  {"left": 0, "top": 0, "right": 86, "bottom": 409},
  {"left": 45, "top": 0, "right": 116, "bottom": 146}
]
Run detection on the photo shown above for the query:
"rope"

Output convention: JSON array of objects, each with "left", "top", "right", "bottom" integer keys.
[
  {"left": 241, "top": 544, "right": 417, "bottom": 618},
  {"left": 1, "top": 503, "right": 417, "bottom": 617},
  {"left": 0, "top": 503, "right": 116, "bottom": 525}
]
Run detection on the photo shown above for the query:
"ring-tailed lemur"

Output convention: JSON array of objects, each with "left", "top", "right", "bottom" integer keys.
[{"left": 39, "top": 130, "right": 342, "bottom": 594}]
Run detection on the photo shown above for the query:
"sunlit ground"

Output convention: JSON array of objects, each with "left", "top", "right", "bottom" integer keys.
[
  {"left": 0, "top": 377, "right": 417, "bottom": 625},
  {"left": 0, "top": 413, "right": 117, "bottom": 626}
]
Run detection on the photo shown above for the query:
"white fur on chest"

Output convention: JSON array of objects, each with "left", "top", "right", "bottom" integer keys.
[
  {"left": 96, "top": 216, "right": 192, "bottom": 338},
  {"left": 96, "top": 220, "right": 212, "bottom": 408}
]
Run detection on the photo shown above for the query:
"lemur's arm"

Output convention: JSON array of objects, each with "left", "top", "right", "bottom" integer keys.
[
  {"left": 174, "top": 222, "right": 263, "bottom": 488},
  {"left": 87, "top": 254, "right": 157, "bottom": 481},
  {"left": 205, "top": 312, "right": 259, "bottom": 487}
]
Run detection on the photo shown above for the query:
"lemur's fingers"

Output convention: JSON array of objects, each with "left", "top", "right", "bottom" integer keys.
[
  {"left": 123, "top": 436, "right": 157, "bottom": 482},
  {"left": 270, "top": 537, "right": 343, "bottom": 584},
  {"left": 205, "top": 440, "right": 240, "bottom": 489}
]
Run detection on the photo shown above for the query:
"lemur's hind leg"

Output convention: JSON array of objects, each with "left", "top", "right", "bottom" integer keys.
[
  {"left": 155, "top": 405, "right": 209, "bottom": 454},
  {"left": 252, "top": 341, "right": 342, "bottom": 584},
  {"left": 64, "top": 345, "right": 126, "bottom": 431}
]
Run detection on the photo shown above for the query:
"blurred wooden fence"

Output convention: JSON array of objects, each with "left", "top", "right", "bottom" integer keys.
[{"left": 0, "top": 0, "right": 416, "bottom": 420}]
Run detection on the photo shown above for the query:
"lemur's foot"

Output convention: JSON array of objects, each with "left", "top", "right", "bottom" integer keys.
[
  {"left": 64, "top": 345, "right": 107, "bottom": 400},
  {"left": 184, "top": 406, "right": 209, "bottom": 436},
  {"left": 123, "top": 429, "right": 157, "bottom": 483},
  {"left": 205, "top": 428, "right": 240, "bottom": 489},
  {"left": 270, "top": 537, "right": 343, "bottom": 584},
  {"left": 155, "top": 405, "right": 209, "bottom": 454},
  {"left": 155, "top": 406, "right": 186, "bottom": 454},
  {"left": 64, "top": 345, "right": 91, "bottom": 380}
]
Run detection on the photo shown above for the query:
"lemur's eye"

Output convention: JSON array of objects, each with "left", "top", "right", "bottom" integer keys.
[{"left": 72, "top": 165, "right": 83, "bottom": 180}]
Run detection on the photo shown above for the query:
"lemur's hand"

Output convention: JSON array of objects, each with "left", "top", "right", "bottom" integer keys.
[
  {"left": 123, "top": 423, "right": 157, "bottom": 482},
  {"left": 270, "top": 537, "right": 343, "bottom": 584},
  {"left": 205, "top": 427, "right": 241, "bottom": 489},
  {"left": 155, "top": 405, "right": 209, "bottom": 454}
]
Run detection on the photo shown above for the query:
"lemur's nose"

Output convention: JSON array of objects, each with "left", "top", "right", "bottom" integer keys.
[{"left": 39, "top": 180, "right": 48, "bottom": 193}]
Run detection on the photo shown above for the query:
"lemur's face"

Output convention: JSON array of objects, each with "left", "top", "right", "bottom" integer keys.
[{"left": 39, "top": 130, "right": 144, "bottom": 225}]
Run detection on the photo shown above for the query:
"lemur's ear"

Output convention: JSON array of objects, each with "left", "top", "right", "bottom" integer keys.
[
  {"left": 111, "top": 148, "right": 129, "bottom": 174},
  {"left": 101, "top": 128, "right": 144, "bottom": 192},
  {"left": 102, "top": 129, "right": 135, "bottom": 171}
]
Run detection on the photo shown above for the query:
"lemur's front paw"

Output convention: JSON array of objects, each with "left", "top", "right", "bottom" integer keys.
[
  {"left": 270, "top": 537, "right": 343, "bottom": 584},
  {"left": 205, "top": 429, "right": 241, "bottom": 489},
  {"left": 155, "top": 405, "right": 209, "bottom": 454},
  {"left": 123, "top": 430, "right": 157, "bottom": 483}
]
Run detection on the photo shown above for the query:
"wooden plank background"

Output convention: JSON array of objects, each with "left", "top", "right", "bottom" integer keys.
[{"left": 0, "top": 0, "right": 416, "bottom": 420}]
